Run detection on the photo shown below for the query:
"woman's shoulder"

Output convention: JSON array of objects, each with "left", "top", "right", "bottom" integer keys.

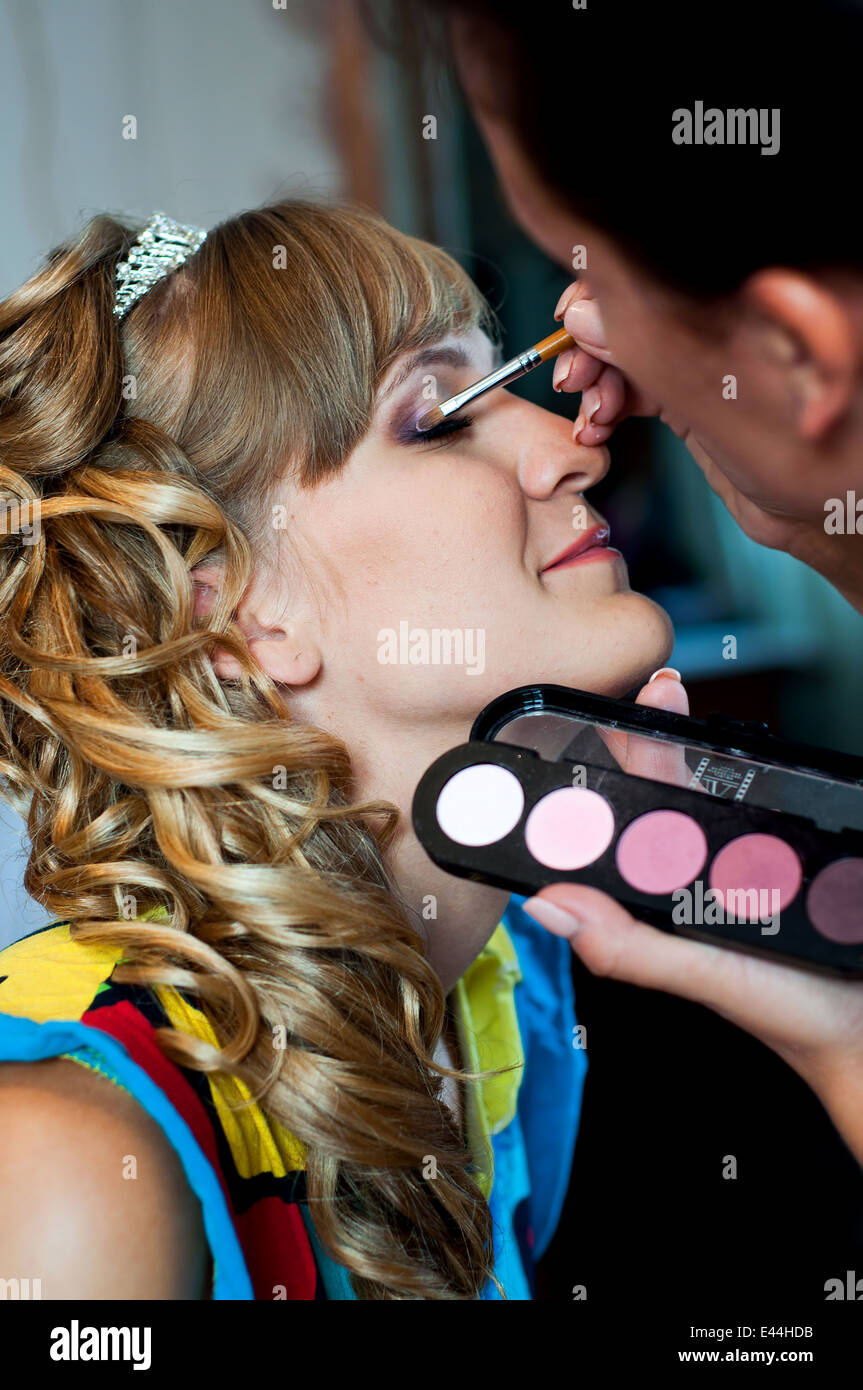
[
  {"left": 0, "top": 1055, "right": 211, "bottom": 1298},
  {"left": 0, "top": 918, "right": 319, "bottom": 1299}
]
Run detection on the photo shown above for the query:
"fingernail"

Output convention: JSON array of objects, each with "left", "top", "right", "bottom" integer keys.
[
  {"left": 523, "top": 896, "right": 583, "bottom": 936},
  {"left": 648, "top": 667, "right": 682, "bottom": 683},
  {"left": 582, "top": 387, "right": 601, "bottom": 423},
  {"left": 552, "top": 350, "right": 573, "bottom": 391},
  {"left": 554, "top": 283, "right": 579, "bottom": 320},
  {"left": 562, "top": 297, "right": 603, "bottom": 348},
  {"left": 572, "top": 410, "right": 586, "bottom": 440}
]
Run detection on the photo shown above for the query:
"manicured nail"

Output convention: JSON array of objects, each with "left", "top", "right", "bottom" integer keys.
[
  {"left": 572, "top": 410, "right": 586, "bottom": 440},
  {"left": 552, "top": 350, "right": 573, "bottom": 391},
  {"left": 523, "top": 896, "right": 583, "bottom": 936},
  {"left": 582, "top": 386, "right": 601, "bottom": 423},
  {"left": 554, "top": 284, "right": 579, "bottom": 320},
  {"left": 648, "top": 667, "right": 682, "bottom": 683}
]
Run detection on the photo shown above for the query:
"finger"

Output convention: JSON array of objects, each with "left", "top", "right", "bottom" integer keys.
[
  {"left": 573, "top": 366, "right": 629, "bottom": 445},
  {"left": 553, "top": 346, "right": 605, "bottom": 395},
  {"left": 562, "top": 294, "right": 615, "bottom": 362},
  {"left": 553, "top": 280, "right": 580, "bottom": 320},
  {"left": 572, "top": 417, "right": 615, "bottom": 447},
  {"left": 593, "top": 670, "right": 689, "bottom": 777},
  {"left": 625, "top": 672, "right": 692, "bottom": 785},
  {"left": 554, "top": 276, "right": 597, "bottom": 321}
]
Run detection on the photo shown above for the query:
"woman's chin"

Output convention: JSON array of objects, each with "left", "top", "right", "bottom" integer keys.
[{"left": 548, "top": 593, "right": 675, "bottom": 697}]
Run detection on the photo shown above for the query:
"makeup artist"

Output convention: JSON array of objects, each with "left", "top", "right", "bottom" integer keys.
[{"left": 414, "top": 0, "right": 863, "bottom": 1166}]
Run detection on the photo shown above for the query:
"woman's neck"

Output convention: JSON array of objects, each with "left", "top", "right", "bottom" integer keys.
[{"left": 354, "top": 722, "right": 512, "bottom": 995}]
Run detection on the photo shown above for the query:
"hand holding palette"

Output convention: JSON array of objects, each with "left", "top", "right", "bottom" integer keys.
[{"left": 412, "top": 685, "right": 863, "bottom": 977}]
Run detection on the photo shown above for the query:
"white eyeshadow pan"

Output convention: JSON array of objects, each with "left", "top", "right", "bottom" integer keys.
[{"left": 435, "top": 763, "right": 525, "bottom": 847}]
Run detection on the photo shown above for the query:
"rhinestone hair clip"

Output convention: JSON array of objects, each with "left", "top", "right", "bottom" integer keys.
[{"left": 114, "top": 211, "right": 208, "bottom": 320}]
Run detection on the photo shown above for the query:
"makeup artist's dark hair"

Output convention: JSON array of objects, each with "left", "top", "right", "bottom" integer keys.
[
  {"left": 406, "top": 0, "right": 863, "bottom": 301},
  {"left": 0, "top": 199, "right": 508, "bottom": 1299}
]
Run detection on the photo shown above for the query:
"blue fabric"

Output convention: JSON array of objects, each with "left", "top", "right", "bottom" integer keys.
[
  {"left": 503, "top": 894, "right": 588, "bottom": 1261},
  {"left": 0, "top": 1011, "right": 254, "bottom": 1300},
  {"left": 480, "top": 1106, "right": 534, "bottom": 1299}
]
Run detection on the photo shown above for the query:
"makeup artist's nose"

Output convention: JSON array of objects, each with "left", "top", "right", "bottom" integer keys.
[{"left": 514, "top": 412, "right": 611, "bottom": 500}]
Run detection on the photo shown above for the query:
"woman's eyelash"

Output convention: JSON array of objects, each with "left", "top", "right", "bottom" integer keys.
[{"left": 402, "top": 413, "right": 474, "bottom": 446}]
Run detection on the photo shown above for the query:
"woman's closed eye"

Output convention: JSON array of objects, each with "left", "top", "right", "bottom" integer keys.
[{"left": 394, "top": 412, "right": 474, "bottom": 448}]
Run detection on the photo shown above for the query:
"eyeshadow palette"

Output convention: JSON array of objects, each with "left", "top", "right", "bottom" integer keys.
[{"left": 412, "top": 684, "right": 863, "bottom": 977}]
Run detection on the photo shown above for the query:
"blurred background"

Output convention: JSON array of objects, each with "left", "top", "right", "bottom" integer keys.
[{"left": 2, "top": 0, "right": 861, "bottom": 1309}]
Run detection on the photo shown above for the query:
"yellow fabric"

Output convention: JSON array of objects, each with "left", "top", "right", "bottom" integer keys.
[
  {"left": 0, "top": 921, "right": 127, "bottom": 1021},
  {"left": 453, "top": 921, "right": 525, "bottom": 1197},
  {"left": 0, "top": 905, "right": 526, "bottom": 1199},
  {"left": 154, "top": 981, "right": 308, "bottom": 1177}
]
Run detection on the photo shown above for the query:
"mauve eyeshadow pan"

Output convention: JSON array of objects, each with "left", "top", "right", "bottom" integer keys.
[{"left": 807, "top": 858, "right": 863, "bottom": 943}]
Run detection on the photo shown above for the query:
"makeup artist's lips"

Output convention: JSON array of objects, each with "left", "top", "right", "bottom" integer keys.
[{"left": 541, "top": 524, "right": 621, "bottom": 572}]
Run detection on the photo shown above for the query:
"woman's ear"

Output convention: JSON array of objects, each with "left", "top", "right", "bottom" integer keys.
[
  {"left": 741, "top": 268, "right": 860, "bottom": 441},
  {"left": 190, "top": 563, "right": 322, "bottom": 687},
  {"left": 191, "top": 564, "right": 223, "bottom": 622}
]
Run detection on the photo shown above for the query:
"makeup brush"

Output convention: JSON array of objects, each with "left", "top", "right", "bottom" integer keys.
[{"left": 415, "top": 327, "right": 574, "bottom": 432}]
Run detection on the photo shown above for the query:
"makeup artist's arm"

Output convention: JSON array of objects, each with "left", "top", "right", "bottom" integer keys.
[
  {"left": 525, "top": 877, "right": 863, "bottom": 1168},
  {"left": 523, "top": 673, "right": 863, "bottom": 1167},
  {"left": 551, "top": 281, "right": 863, "bottom": 616}
]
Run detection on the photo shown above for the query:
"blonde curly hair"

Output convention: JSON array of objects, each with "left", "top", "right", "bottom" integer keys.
[{"left": 0, "top": 200, "right": 512, "bottom": 1299}]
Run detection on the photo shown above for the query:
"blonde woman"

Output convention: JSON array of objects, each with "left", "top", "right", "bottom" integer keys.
[{"left": 0, "top": 202, "right": 679, "bottom": 1300}]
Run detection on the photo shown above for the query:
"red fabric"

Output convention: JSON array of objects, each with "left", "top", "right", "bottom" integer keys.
[{"left": 81, "top": 998, "right": 318, "bottom": 1299}]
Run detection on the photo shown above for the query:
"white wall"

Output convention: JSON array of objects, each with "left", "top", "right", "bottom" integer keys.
[{"left": 0, "top": 0, "right": 341, "bottom": 946}]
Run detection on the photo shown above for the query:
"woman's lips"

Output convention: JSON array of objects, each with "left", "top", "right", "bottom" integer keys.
[{"left": 541, "top": 523, "right": 621, "bottom": 572}]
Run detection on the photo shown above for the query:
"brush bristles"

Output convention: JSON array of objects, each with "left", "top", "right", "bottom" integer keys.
[{"left": 415, "top": 404, "right": 447, "bottom": 432}]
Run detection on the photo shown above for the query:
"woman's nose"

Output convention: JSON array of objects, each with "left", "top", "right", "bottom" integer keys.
[{"left": 515, "top": 416, "right": 611, "bottom": 500}]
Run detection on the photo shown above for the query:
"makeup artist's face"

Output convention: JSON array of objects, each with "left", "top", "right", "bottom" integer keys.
[
  {"left": 446, "top": 17, "right": 863, "bottom": 532},
  {"left": 259, "top": 325, "right": 671, "bottom": 783}
]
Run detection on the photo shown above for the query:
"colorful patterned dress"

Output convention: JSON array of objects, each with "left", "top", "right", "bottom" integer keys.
[{"left": 0, "top": 895, "right": 587, "bottom": 1299}]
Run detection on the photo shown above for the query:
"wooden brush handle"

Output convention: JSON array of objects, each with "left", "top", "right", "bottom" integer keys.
[{"left": 534, "top": 328, "right": 575, "bottom": 361}]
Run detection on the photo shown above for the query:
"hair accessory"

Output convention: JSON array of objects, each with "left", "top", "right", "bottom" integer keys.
[{"left": 114, "top": 211, "right": 208, "bottom": 320}]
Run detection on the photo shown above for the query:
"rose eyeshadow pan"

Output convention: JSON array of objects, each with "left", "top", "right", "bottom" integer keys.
[
  {"left": 615, "top": 809, "right": 708, "bottom": 894},
  {"left": 709, "top": 833, "right": 803, "bottom": 917}
]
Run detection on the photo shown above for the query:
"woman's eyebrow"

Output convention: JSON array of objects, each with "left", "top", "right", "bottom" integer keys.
[{"left": 378, "top": 344, "right": 475, "bottom": 402}]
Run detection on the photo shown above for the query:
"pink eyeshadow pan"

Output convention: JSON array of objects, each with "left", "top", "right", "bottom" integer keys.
[
  {"left": 806, "top": 858, "right": 863, "bottom": 943},
  {"left": 709, "top": 833, "right": 802, "bottom": 917},
  {"left": 615, "top": 809, "right": 708, "bottom": 894},
  {"left": 524, "top": 787, "right": 614, "bottom": 870}
]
